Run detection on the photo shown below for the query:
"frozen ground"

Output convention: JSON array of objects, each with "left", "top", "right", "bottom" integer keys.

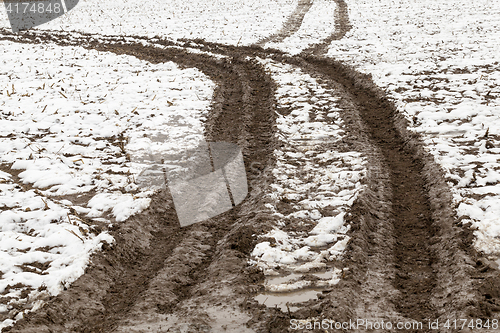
[
  {"left": 0, "top": 0, "right": 298, "bottom": 45},
  {"left": 326, "top": 0, "right": 500, "bottom": 256},
  {"left": 0, "top": 40, "right": 214, "bottom": 329}
]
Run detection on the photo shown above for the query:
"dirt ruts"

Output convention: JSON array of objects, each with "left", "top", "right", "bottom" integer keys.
[
  {"left": 306, "top": 56, "right": 444, "bottom": 326},
  {"left": 167, "top": 25, "right": 500, "bottom": 333},
  {"left": 255, "top": 0, "right": 351, "bottom": 56},
  {"left": 255, "top": 0, "right": 314, "bottom": 46}
]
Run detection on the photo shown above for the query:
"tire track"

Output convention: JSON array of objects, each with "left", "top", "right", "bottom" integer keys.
[
  {"left": 290, "top": 45, "right": 493, "bottom": 333},
  {"left": 260, "top": 55, "right": 488, "bottom": 332},
  {"left": 2, "top": 4, "right": 500, "bottom": 328},
  {"left": 253, "top": 0, "right": 494, "bottom": 325},
  {"left": 301, "top": 0, "right": 351, "bottom": 56},
  {"left": 165, "top": 19, "right": 500, "bottom": 332},
  {"left": 254, "top": 0, "right": 314, "bottom": 46},
  {"left": 298, "top": 56, "right": 441, "bottom": 326},
  {"left": 111, "top": 55, "right": 279, "bottom": 333}
]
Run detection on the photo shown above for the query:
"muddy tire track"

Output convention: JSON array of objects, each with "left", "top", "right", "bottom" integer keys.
[
  {"left": 255, "top": 0, "right": 351, "bottom": 56},
  {"left": 301, "top": 0, "right": 351, "bottom": 56},
  {"left": 253, "top": 1, "right": 497, "bottom": 324},
  {"left": 2, "top": 5, "right": 500, "bottom": 329},
  {"left": 284, "top": 55, "right": 496, "bottom": 330},
  {"left": 167, "top": 33, "right": 500, "bottom": 332},
  {"left": 110, "top": 53, "right": 279, "bottom": 332},
  {"left": 255, "top": 0, "right": 314, "bottom": 46}
]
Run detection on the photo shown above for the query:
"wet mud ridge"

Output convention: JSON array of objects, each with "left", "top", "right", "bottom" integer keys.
[
  {"left": 291, "top": 55, "right": 500, "bottom": 331},
  {"left": 1, "top": 2, "right": 500, "bottom": 331}
]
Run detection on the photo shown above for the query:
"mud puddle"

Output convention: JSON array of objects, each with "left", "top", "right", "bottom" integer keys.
[{"left": 255, "top": 270, "right": 337, "bottom": 313}]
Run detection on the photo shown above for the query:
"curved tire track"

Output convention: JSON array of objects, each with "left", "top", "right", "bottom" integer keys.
[
  {"left": 166, "top": 19, "right": 500, "bottom": 333},
  {"left": 1, "top": 2, "right": 499, "bottom": 328},
  {"left": 255, "top": 0, "right": 351, "bottom": 56},
  {"left": 293, "top": 56, "right": 474, "bottom": 327},
  {"left": 253, "top": 2, "right": 497, "bottom": 326},
  {"left": 301, "top": 0, "right": 352, "bottom": 56},
  {"left": 0, "top": 32, "right": 277, "bottom": 332}
]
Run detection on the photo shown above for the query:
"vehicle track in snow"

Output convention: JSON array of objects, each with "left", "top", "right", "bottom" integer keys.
[
  {"left": 1, "top": 0, "right": 500, "bottom": 330},
  {"left": 255, "top": 0, "right": 314, "bottom": 46},
  {"left": 169, "top": 13, "right": 500, "bottom": 329}
]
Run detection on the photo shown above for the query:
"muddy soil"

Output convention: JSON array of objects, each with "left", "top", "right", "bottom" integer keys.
[{"left": 1, "top": 1, "right": 500, "bottom": 331}]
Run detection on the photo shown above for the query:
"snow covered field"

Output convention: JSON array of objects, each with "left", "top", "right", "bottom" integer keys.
[
  {"left": 326, "top": 0, "right": 500, "bottom": 256},
  {"left": 0, "top": 0, "right": 298, "bottom": 44},
  {"left": 0, "top": 40, "right": 214, "bottom": 329}
]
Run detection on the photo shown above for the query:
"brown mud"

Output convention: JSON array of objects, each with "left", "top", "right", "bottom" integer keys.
[{"left": 1, "top": 2, "right": 499, "bottom": 330}]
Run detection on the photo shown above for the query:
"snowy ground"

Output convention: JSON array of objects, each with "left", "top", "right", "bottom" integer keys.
[
  {"left": 326, "top": 0, "right": 500, "bottom": 257},
  {"left": 250, "top": 59, "right": 366, "bottom": 297},
  {"left": 0, "top": 0, "right": 298, "bottom": 45},
  {"left": 0, "top": 40, "right": 214, "bottom": 329}
]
